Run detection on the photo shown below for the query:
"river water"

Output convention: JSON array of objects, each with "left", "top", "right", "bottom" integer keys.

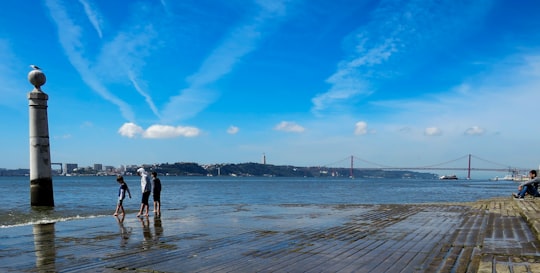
[{"left": 0, "top": 176, "right": 516, "bottom": 228}]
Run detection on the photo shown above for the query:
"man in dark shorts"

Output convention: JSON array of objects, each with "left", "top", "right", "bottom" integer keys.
[
  {"left": 136, "top": 167, "right": 152, "bottom": 217},
  {"left": 151, "top": 171, "right": 162, "bottom": 216}
]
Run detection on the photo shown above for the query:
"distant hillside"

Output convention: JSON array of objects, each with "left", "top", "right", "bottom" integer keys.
[
  {"left": 0, "top": 168, "right": 30, "bottom": 176},
  {"left": 135, "top": 162, "right": 438, "bottom": 179},
  {"left": 1, "top": 162, "right": 438, "bottom": 179}
]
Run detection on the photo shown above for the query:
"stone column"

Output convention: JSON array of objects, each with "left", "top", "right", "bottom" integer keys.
[{"left": 28, "top": 67, "right": 54, "bottom": 206}]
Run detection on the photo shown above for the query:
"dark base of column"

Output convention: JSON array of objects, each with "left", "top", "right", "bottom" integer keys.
[{"left": 30, "top": 178, "right": 55, "bottom": 207}]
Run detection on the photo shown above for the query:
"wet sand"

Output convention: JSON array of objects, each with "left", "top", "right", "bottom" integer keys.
[{"left": 1, "top": 198, "right": 540, "bottom": 272}]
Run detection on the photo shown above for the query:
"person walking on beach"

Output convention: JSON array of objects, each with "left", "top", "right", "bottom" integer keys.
[
  {"left": 114, "top": 175, "right": 131, "bottom": 216},
  {"left": 513, "top": 170, "right": 540, "bottom": 199},
  {"left": 136, "top": 167, "right": 152, "bottom": 217},
  {"left": 151, "top": 171, "right": 162, "bottom": 216}
]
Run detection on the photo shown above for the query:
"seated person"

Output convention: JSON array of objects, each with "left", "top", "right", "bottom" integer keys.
[{"left": 513, "top": 170, "right": 540, "bottom": 199}]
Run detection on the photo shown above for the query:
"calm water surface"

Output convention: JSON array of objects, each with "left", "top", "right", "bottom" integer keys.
[{"left": 0, "top": 176, "right": 516, "bottom": 227}]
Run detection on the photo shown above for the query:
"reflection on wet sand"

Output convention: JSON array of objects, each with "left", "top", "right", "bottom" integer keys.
[
  {"left": 154, "top": 216, "right": 163, "bottom": 239},
  {"left": 135, "top": 215, "right": 165, "bottom": 249},
  {"left": 33, "top": 223, "right": 56, "bottom": 271},
  {"left": 139, "top": 216, "right": 152, "bottom": 250},
  {"left": 115, "top": 214, "right": 131, "bottom": 247}
]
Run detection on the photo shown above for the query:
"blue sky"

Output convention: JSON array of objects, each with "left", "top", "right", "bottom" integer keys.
[{"left": 1, "top": 0, "right": 540, "bottom": 176}]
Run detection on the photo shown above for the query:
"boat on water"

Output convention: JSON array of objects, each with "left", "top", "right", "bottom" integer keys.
[
  {"left": 490, "top": 175, "right": 515, "bottom": 181},
  {"left": 439, "top": 175, "right": 458, "bottom": 180},
  {"left": 513, "top": 175, "right": 529, "bottom": 182},
  {"left": 490, "top": 172, "right": 529, "bottom": 182}
]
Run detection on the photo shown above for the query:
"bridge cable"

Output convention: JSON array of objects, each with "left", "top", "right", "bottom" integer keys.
[{"left": 470, "top": 154, "right": 515, "bottom": 169}]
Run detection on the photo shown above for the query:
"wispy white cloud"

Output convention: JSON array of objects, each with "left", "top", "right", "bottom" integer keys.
[
  {"left": 354, "top": 121, "right": 368, "bottom": 135},
  {"left": 424, "top": 127, "right": 442, "bottom": 136},
  {"left": 127, "top": 71, "right": 161, "bottom": 119},
  {"left": 80, "top": 121, "right": 94, "bottom": 128},
  {"left": 53, "top": 134, "right": 72, "bottom": 140},
  {"left": 143, "top": 124, "right": 200, "bottom": 138},
  {"left": 274, "top": 121, "right": 305, "bottom": 133},
  {"left": 118, "top": 122, "right": 200, "bottom": 138},
  {"left": 78, "top": 0, "right": 103, "bottom": 38},
  {"left": 47, "top": 0, "right": 166, "bottom": 124},
  {"left": 371, "top": 52, "right": 540, "bottom": 138},
  {"left": 44, "top": 0, "right": 135, "bottom": 121},
  {"left": 160, "top": 0, "right": 168, "bottom": 11},
  {"left": 0, "top": 39, "right": 25, "bottom": 106},
  {"left": 95, "top": 23, "right": 159, "bottom": 117},
  {"left": 45, "top": 0, "right": 293, "bottom": 140},
  {"left": 464, "top": 126, "right": 485, "bottom": 136},
  {"left": 227, "top": 126, "right": 239, "bottom": 134},
  {"left": 311, "top": 0, "right": 491, "bottom": 115},
  {"left": 399, "top": 127, "right": 412, "bottom": 134},
  {"left": 118, "top": 122, "right": 144, "bottom": 138},
  {"left": 161, "top": 0, "right": 289, "bottom": 124},
  {"left": 312, "top": 77, "right": 370, "bottom": 114}
]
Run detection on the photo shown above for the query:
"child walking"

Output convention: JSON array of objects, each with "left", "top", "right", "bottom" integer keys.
[{"left": 114, "top": 175, "right": 132, "bottom": 216}]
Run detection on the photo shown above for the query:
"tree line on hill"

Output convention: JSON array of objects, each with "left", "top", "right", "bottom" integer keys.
[{"left": 138, "top": 162, "right": 438, "bottom": 179}]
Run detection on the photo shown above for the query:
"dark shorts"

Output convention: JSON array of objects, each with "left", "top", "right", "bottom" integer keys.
[
  {"left": 153, "top": 191, "right": 161, "bottom": 202},
  {"left": 141, "top": 191, "right": 151, "bottom": 205}
]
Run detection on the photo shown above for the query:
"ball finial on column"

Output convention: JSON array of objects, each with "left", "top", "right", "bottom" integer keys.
[{"left": 28, "top": 65, "right": 46, "bottom": 91}]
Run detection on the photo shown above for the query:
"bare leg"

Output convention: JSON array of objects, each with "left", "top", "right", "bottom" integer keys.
[
  {"left": 137, "top": 203, "right": 144, "bottom": 217},
  {"left": 114, "top": 203, "right": 121, "bottom": 216}
]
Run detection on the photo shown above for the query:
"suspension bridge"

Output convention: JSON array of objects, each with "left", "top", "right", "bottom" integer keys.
[{"left": 322, "top": 154, "right": 531, "bottom": 179}]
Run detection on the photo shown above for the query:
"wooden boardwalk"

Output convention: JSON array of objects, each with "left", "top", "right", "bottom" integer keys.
[{"left": 2, "top": 198, "right": 540, "bottom": 272}]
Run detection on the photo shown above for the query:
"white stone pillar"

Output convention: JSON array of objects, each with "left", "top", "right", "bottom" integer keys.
[{"left": 28, "top": 67, "right": 54, "bottom": 206}]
